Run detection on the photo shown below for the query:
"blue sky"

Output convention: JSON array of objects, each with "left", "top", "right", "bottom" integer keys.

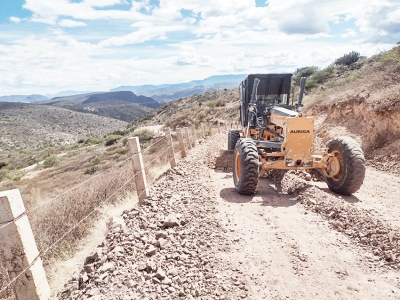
[{"left": 0, "top": 0, "right": 399, "bottom": 96}]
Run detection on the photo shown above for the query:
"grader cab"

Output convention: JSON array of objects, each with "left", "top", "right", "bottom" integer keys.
[{"left": 229, "top": 73, "right": 365, "bottom": 195}]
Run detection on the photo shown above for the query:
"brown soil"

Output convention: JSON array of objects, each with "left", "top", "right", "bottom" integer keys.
[{"left": 58, "top": 130, "right": 400, "bottom": 300}]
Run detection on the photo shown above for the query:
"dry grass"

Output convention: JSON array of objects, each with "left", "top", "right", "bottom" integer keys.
[
  {"left": 304, "top": 53, "right": 400, "bottom": 112},
  {"left": 0, "top": 122, "right": 206, "bottom": 299},
  {"left": 133, "top": 89, "right": 240, "bottom": 130}
]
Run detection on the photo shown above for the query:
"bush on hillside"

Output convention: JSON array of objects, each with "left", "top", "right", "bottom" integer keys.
[
  {"left": 105, "top": 135, "right": 122, "bottom": 146},
  {"left": 382, "top": 45, "right": 400, "bottom": 63},
  {"left": 304, "top": 65, "right": 336, "bottom": 89},
  {"left": 132, "top": 129, "right": 154, "bottom": 142},
  {"left": 293, "top": 66, "right": 319, "bottom": 85},
  {"left": 43, "top": 155, "right": 58, "bottom": 168},
  {"left": 335, "top": 51, "right": 360, "bottom": 66}
]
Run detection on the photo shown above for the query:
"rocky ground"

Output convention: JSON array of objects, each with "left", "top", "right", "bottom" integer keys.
[{"left": 58, "top": 131, "right": 400, "bottom": 300}]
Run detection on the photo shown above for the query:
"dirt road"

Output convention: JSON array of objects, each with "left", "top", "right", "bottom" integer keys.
[
  {"left": 206, "top": 133, "right": 400, "bottom": 300},
  {"left": 59, "top": 132, "right": 400, "bottom": 300}
]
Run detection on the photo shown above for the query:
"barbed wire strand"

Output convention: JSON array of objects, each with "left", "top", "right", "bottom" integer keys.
[
  {"left": 51, "top": 145, "right": 178, "bottom": 296},
  {"left": 0, "top": 172, "right": 137, "bottom": 295},
  {"left": 141, "top": 136, "right": 167, "bottom": 154},
  {"left": 0, "top": 144, "right": 174, "bottom": 296},
  {"left": 0, "top": 124, "right": 213, "bottom": 296},
  {"left": 0, "top": 135, "right": 169, "bottom": 231}
]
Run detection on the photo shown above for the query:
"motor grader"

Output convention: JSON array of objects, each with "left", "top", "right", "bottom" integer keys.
[{"left": 228, "top": 73, "right": 365, "bottom": 195}]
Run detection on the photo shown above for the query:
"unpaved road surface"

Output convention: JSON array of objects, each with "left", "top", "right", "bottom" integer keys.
[{"left": 59, "top": 132, "right": 400, "bottom": 300}]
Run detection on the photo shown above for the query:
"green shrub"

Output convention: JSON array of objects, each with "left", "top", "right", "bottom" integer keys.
[
  {"left": 197, "top": 110, "right": 206, "bottom": 120},
  {"left": 27, "top": 156, "right": 38, "bottom": 165},
  {"left": 132, "top": 129, "right": 154, "bottom": 142},
  {"left": 84, "top": 166, "right": 97, "bottom": 175},
  {"left": 43, "top": 156, "right": 58, "bottom": 168},
  {"left": 105, "top": 135, "right": 122, "bottom": 146},
  {"left": 91, "top": 156, "right": 100, "bottom": 165},
  {"left": 382, "top": 46, "right": 400, "bottom": 63},
  {"left": 335, "top": 51, "right": 360, "bottom": 66},
  {"left": 206, "top": 101, "right": 216, "bottom": 108},
  {"left": 0, "top": 162, "right": 7, "bottom": 169},
  {"left": 293, "top": 66, "right": 319, "bottom": 84},
  {"left": 83, "top": 137, "right": 103, "bottom": 146}
]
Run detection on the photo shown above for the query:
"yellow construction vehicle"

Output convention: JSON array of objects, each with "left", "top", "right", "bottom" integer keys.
[{"left": 229, "top": 74, "right": 365, "bottom": 195}]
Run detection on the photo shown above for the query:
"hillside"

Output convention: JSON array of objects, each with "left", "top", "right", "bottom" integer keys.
[
  {"left": 1, "top": 47, "right": 400, "bottom": 300},
  {"left": 302, "top": 46, "right": 400, "bottom": 174},
  {"left": 111, "top": 74, "right": 244, "bottom": 102},
  {"left": 0, "top": 94, "right": 48, "bottom": 103},
  {"left": 0, "top": 102, "right": 127, "bottom": 151},
  {"left": 39, "top": 91, "right": 160, "bottom": 109},
  {"left": 130, "top": 88, "right": 240, "bottom": 130},
  {"left": 41, "top": 100, "right": 152, "bottom": 122}
]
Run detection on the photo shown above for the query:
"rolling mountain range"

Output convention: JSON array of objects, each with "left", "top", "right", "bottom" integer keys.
[
  {"left": 110, "top": 74, "right": 244, "bottom": 102},
  {"left": 0, "top": 74, "right": 245, "bottom": 105}
]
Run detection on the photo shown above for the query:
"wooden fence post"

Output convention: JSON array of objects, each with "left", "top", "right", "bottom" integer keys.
[
  {"left": 183, "top": 127, "right": 191, "bottom": 150},
  {"left": 165, "top": 128, "right": 176, "bottom": 168},
  {"left": 201, "top": 123, "right": 205, "bottom": 137},
  {"left": 128, "top": 137, "right": 148, "bottom": 204},
  {"left": 0, "top": 189, "right": 51, "bottom": 300},
  {"left": 176, "top": 128, "right": 186, "bottom": 157},
  {"left": 191, "top": 126, "right": 196, "bottom": 147}
]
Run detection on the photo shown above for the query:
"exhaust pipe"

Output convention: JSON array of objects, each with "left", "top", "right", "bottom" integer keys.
[
  {"left": 297, "top": 77, "right": 307, "bottom": 106},
  {"left": 250, "top": 78, "right": 260, "bottom": 105}
]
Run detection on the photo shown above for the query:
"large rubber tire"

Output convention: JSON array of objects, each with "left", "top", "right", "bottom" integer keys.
[
  {"left": 326, "top": 136, "right": 366, "bottom": 195},
  {"left": 233, "top": 138, "right": 259, "bottom": 195},
  {"left": 228, "top": 130, "right": 240, "bottom": 151}
]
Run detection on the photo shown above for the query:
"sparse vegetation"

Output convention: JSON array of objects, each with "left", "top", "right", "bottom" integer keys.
[
  {"left": 104, "top": 135, "right": 122, "bottom": 146},
  {"left": 42, "top": 155, "right": 59, "bottom": 169},
  {"left": 1, "top": 43, "right": 400, "bottom": 298},
  {"left": 334, "top": 51, "right": 360, "bottom": 66}
]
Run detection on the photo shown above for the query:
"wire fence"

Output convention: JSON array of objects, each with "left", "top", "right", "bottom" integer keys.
[{"left": 0, "top": 125, "right": 227, "bottom": 299}]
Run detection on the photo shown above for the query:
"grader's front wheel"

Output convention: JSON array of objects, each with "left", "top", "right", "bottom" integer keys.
[
  {"left": 325, "top": 136, "right": 366, "bottom": 195},
  {"left": 233, "top": 139, "right": 259, "bottom": 195}
]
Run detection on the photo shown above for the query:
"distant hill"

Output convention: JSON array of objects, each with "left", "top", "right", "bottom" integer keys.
[
  {"left": 152, "top": 82, "right": 239, "bottom": 102},
  {"left": 110, "top": 74, "right": 244, "bottom": 102},
  {"left": 45, "top": 99, "right": 152, "bottom": 122},
  {"left": 0, "top": 102, "right": 127, "bottom": 151},
  {"left": 38, "top": 91, "right": 160, "bottom": 109},
  {"left": 0, "top": 94, "right": 48, "bottom": 103},
  {"left": 35, "top": 91, "right": 156, "bottom": 122},
  {"left": 46, "top": 90, "right": 93, "bottom": 98},
  {"left": 82, "top": 91, "right": 159, "bottom": 109}
]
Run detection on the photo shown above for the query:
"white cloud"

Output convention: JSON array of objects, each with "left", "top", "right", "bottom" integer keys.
[
  {"left": 174, "top": 46, "right": 210, "bottom": 66},
  {"left": 99, "top": 23, "right": 185, "bottom": 46},
  {"left": 1, "top": 0, "right": 399, "bottom": 95},
  {"left": 83, "top": 0, "right": 128, "bottom": 8},
  {"left": 341, "top": 29, "right": 357, "bottom": 38},
  {"left": 58, "top": 19, "right": 87, "bottom": 28},
  {"left": 9, "top": 17, "right": 22, "bottom": 23}
]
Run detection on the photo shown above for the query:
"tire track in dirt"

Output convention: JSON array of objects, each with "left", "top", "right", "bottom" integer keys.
[{"left": 207, "top": 132, "right": 400, "bottom": 299}]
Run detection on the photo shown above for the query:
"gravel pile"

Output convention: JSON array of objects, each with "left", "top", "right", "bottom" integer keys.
[
  {"left": 279, "top": 172, "right": 400, "bottom": 270},
  {"left": 58, "top": 136, "right": 248, "bottom": 300}
]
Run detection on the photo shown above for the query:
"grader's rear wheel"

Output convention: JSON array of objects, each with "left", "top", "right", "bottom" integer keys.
[
  {"left": 325, "top": 136, "right": 365, "bottom": 195},
  {"left": 233, "top": 138, "right": 259, "bottom": 195},
  {"left": 228, "top": 130, "right": 240, "bottom": 151}
]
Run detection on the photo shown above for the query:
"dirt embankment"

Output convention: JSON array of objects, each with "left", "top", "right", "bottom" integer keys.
[{"left": 307, "top": 76, "right": 400, "bottom": 175}]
